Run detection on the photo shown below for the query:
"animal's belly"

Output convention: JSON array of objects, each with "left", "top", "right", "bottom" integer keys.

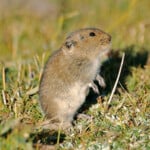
[
  {"left": 56, "top": 82, "right": 90, "bottom": 122},
  {"left": 67, "top": 82, "right": 89, "bottom": 113}
]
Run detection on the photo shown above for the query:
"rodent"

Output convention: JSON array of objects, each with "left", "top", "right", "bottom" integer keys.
[{"left": 39, "top": 28, "right": 111, "bottom": 130}]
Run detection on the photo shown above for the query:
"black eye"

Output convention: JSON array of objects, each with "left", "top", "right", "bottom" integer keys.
[{"left": 89, "top": 32, "right": 96, "bottom": 37}]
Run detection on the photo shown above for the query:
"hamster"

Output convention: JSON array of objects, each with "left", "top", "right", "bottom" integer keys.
[{"left": 39, "top": 28, "right": 111, "bottom": 129}]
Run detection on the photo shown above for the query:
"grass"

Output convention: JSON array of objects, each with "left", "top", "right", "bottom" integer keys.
[{"left": 0, "top": 0, "right": 150, "bottom": 149}]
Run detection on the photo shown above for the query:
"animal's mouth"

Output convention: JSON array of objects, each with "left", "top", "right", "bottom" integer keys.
[{"left": 100, "top": 42, "right": 111, "bottom": 56}]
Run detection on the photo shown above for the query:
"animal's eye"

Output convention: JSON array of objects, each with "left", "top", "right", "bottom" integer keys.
[{"left": 89, "top": 32, "right": 96, "bottom": 37}]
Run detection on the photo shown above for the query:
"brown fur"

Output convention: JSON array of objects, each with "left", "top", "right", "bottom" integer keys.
[{"left": 39, "top": 28, "right": 111, "bottom": 129}]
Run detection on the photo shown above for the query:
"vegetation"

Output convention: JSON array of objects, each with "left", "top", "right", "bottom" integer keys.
[{"left": 0, "top": 0, "right": 149, "bottom": 149}]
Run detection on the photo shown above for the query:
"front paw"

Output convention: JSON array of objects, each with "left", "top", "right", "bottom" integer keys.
[
  {"left": 96, "top": 74, "right": 106, "bottom": 88},
  {"left": 89, "top": 82, "right": 99, "bottom": 94}
]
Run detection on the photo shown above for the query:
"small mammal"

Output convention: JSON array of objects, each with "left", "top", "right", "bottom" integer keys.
[{"left": 39, "top": 28, "right": 111, "bottom": 129}]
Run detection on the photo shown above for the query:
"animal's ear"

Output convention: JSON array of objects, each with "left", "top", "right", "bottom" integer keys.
[
  {"left": 65, "top": 41, "right": 73, "bottom": 49},
  {"left": 65, "top": 40, "right": 77, "bottom": 49},
  {"left": 62, "top": 40, "right": 77, "bottom": 54}
]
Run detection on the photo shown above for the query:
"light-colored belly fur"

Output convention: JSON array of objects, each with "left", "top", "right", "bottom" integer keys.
[{"left": 57, "top": 82, "right": 89, "bottom": 123}]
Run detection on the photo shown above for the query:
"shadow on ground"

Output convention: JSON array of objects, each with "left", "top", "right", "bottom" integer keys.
[
  {"left": 79, "top": 45, "right": 149, "bottom": 112},
  {"left": 31, "top": 130, "right": 66, "bottom": 146}
]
